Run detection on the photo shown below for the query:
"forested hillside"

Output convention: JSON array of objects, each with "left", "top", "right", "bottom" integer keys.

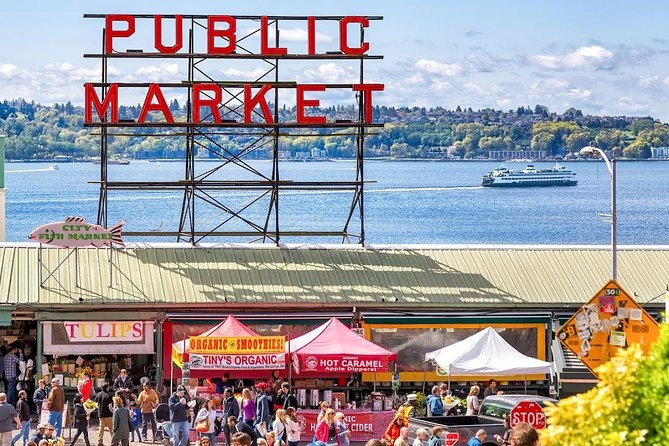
[{"left": 1, "top": 99, "right": 667, "bottom": 160}]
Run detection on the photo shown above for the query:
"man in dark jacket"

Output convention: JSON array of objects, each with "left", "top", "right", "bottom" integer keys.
[
  {"left": 113, "top": 369, "right": 134, "bottom": 406},
  {"left": 222, "top": 388, "right": 240, "bottom": 446},
  {"left": 168, "top": 386, "right": 190, "bottom": 446},
  {"left": 95, "top": 383, "right": 114, "bottom": 446}
]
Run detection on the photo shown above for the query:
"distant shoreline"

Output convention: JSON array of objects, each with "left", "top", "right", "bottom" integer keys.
[{"left": 5, "top": 157, "right": 669, "bottom": 163}]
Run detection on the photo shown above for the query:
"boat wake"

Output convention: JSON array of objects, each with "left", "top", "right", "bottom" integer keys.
[{"left": 6, "top": 167, "right": 57, "bottom": 173}]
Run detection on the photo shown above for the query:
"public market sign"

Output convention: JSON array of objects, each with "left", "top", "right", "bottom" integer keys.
[
  {"left": 557, "top": 280, "right": 660, "bottom": 376},
  {"left": 188, "top": 335, "right": 285, "bottom": 354},
  {"left": 84, "top": 15, "right": 383, "bottom": 126},
  {"left": 29, "top": 216, "right": 125, "bottom": 248}
]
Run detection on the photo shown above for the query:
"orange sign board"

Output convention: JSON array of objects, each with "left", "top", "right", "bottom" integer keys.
[
  {"left": 557, "top": 280, "right": 660, "bottom": 377},
  {"left": 188, "top": 335, "right": 285, "bottom": 354}
]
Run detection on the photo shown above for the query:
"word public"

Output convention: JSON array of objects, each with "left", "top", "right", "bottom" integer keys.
[{"left": 104, "top": 15, "right": 374, "bottom": 56}]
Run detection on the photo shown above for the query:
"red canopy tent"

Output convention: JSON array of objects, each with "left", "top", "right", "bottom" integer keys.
[
  {"left": 168, "top": 315, "right": 285, "bottom": 379},
  {"left": 287, "top": 318, "right": 397, "bottom": 375}
]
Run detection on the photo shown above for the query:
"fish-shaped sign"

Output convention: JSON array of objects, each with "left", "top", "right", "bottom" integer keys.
[{"left": 29, "top": 216, "right": 125, "bottom": 248}]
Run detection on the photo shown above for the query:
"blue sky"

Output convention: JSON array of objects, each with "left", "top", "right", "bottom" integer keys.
[{"left": 1, "top": 1, "right": 669, "bottom": 122}]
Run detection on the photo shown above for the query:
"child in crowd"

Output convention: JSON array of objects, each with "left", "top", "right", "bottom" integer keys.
[{"left": 129, "top": 401, "right": 143, "bottom": 442}]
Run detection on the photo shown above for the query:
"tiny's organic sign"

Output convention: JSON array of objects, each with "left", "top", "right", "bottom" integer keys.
[{"left": 29, "top": 216, "right": 125, "bottom": 248}]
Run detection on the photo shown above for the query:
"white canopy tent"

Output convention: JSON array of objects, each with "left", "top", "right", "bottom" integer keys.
[{"left": 425, "top": 327, "right": 552, "bottom": 390}]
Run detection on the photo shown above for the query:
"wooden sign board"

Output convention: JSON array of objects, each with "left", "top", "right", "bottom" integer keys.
[{"left": 557, "top": 280, "right": 659, "bottom": 377}]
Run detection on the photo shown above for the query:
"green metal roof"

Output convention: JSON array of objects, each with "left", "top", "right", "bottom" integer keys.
[{"left": 1, "top": 244, "right": 668, "bottom": 310}]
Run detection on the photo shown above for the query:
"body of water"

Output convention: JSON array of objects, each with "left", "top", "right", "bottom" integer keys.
[{"left": 4, "top": 160, "right": 668, "bottom": 245}]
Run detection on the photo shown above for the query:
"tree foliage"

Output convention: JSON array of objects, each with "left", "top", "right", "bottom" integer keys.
[
  {"left": 0, "top": 99, "right": 666, "bottom": 160},
  {"left": 542, "top": 323, "right": 669, "bottom": 446}
]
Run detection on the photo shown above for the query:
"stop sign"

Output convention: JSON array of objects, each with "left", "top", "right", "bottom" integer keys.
[{"left": 510, "top": 400, "right": 546, "bottom": 429}]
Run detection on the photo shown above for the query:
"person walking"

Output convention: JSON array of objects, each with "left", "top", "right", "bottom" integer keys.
[
  {"left": 168, "top": 386, "right": 190, "bottom": 446},
  {"left": 334, "top": 412, "right": 350, "bottom": 446},
  {"left": 137, "top": 382, "right": 159, "bottom": 442},
  {"left": 195, "top": 398, "right": 217, "bottom": 446},
  {"left": 129, "top": 402, "right": 142, "bottom": 443},
  {"left": 465, "top": 386, "right": 481, "bottom": 416},
  {"left": 3, "top": 344, "right": 22, "bottom": 407},
  {"left": 79, "top": 372, "right": 93, "bottom": 403},
  {"left": 46, "top": 378, "right": 65, "bottom": 438},
  {"left": 271, "top": 409, "right": 288, "bottom": 446},
  {"left": 0, "top": 393, "right": 21, "bottom": 446},
  {"left": 426, "top": 427, "right": 443, "bottom": 446},
  {"left": 32, "top": 380, "right": 48, "bottom": 416},
  {"left": 11, "top": 390, "right": 30, "bottom": 446},
  {"left": 314, "top": 408, "right": 338, "bottom": 446},
  {"left": 240, "top": 389, "right": 255, "bottom": 427},
  {"left": 111, "top": 396, "right": 131, "bottom": 446},
  {"left": 70, "top": 393, "right": 91, "bottom": 446},
  {"left": 221, "top": 388, "right": 240, "bottom": 446},
  {"left": 253, "top": 384, "right": 270, "bottom": 435},
  {"left": 113, "top": 370, "right": 133, "bottom": 407},
  {"left": 284, "top": 408, "right": 300, "bottom": 446},
  {"left": 95, "top": 383, "right": 114, "bottom": 446}
]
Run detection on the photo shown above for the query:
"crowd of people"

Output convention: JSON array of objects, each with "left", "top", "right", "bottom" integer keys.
[{"left": 0, "top": 368, "right": 542, "bottom": 446}]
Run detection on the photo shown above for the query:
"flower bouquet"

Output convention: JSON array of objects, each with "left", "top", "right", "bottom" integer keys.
[
  {"left": 48, "top": 437, "right": 65, "bottom": 446},
  {"left": 83, "top": 399, "right": 98, "bottom": 415}
]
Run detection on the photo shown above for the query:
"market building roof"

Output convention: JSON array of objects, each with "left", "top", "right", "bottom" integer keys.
[{"left": 1, "top": 243, "right": 668, "bottom": 310}]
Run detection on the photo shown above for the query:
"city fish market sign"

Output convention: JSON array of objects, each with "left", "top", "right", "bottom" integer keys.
[
  {"left": 178, "top": 335, "right": 286, "bottom": 370},
  {"left": 29, "top": 217, "right": 125, "bottom": 247}
]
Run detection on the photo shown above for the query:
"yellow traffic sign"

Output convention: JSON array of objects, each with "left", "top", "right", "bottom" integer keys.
[{"left": 557, "top": 280, "right": 660, "bottom": 377}]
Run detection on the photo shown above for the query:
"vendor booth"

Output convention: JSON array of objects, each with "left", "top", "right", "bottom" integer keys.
[
  {"left": 288, "top": 317, "right": 397, "bottom": 376},
  {"left": 425, "top": 326, "right": 553, "bottom": 389},
  {"left": 169, "top": 315, "right": 286, "bottom": 380},
  {"left": 287, "top": 318, "right": 399, "bottom": 442}
]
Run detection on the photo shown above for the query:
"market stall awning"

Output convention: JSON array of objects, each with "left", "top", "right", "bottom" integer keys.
[
  {"left": 287, "top": 317, "right": 397, "bottom": 374},
  {"left": 424, "top": 326, "right": 552, "bottom": 375},
  {"left": 172, "top": 315, "right": 285, "bottom": 372}
]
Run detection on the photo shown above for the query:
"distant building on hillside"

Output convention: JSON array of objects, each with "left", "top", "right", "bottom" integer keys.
[
  {"left": 488, "top": 150, "right": 547, "bottom": 160},
  {"left": 651, "top": 147, "right": 669, "bottom": 159}
]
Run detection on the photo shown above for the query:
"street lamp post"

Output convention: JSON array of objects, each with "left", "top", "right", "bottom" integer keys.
[{"left": 580, "top": 145, "right": 617, "bottom": 281}]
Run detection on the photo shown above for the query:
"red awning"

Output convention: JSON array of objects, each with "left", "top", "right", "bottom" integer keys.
[{"left": 287, "top": 318, "right": 397, "bottom": 374}]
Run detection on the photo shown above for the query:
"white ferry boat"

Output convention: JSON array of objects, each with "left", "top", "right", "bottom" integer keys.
[{"left": 481, "top": 163, "right": 577, "bottom": 187}]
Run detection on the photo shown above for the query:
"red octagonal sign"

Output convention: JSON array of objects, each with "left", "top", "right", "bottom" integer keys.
[{"left": 510, "top": 400, "right": 546, "bottom": 430}]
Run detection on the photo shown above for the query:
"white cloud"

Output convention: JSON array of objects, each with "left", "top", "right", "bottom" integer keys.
[
  {"left": 0, "top": 64, "right": 21, "bottom": 77},
  {"left": 638, "top": 74, "right": 669, "bottom": 88},
  {"left": 616, "top": 96, "right": 650, "bottom": 113},
  {"left": 279, "top": 28, "right": 333, "bottom": 44},
  {"left": 415, "top": 59, "right": 463, "bottom": 76},
  {"left": 296, "top": 63, "right": 356, "bottom": 83},
  {"left": 528, "top": 45, "right": 614, "bottom": 70},
  {"left": 531, "top": 78, "right": 569, "bottom": 93},
  {"left": 135, "top": 63, "right": 181, "bottom": 81},
  {"left": 219, "top": 67, "right": 270, "bottom": 80}
]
